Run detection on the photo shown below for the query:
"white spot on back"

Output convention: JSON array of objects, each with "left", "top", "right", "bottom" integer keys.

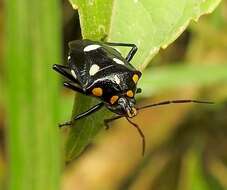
[
  {"left": 68, "top": 55, "right": 71, "bottom": 60},
  {"left": 113, "top": 58, "right": 124, "bottom": 65},
  {"left": 71, "top": 70, "right": 77, "bottom": 79},
  {"left": 89, "top": 64, "right": 100, "bottom": 76},
  {"left": 114, "top": 75, "right": 120, "bottom": 84},
  {"left": 84, "top": 44, "right": 101, "bottom": 52}
]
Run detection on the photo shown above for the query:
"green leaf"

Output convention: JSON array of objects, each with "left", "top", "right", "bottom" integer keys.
[
  {"left": 71, "top": 0, "right": 221, "bottom": 68},
  {"left": 5, "top": 1, "right": 62, "bottom": 189},
  {"left": 69, "top": 0, "right": 113, "bottom": 40},
  {"left": 65, "top": 0, "right": 221, "bottom": 160},
  {"left": 65, "top": 96, "right": 112, "bottom": 161}
]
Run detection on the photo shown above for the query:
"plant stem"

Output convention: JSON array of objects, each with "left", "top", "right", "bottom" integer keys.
[{"left": 5, "top": 1, "right": 62, "bottom": 189}]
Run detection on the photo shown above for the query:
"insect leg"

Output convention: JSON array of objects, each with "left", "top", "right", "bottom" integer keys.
[
  {"left": 63, "top": 82, "right": 85, "bottom": 94},
  {"left": 104, "top": 115, "right": 123, "bottom": 130},
  {"left": 72, "top": 102, "right": 105, "bottom": 121},
  {"left": 59, "top": 102, "right": 104, "bottom": 128},
  {"left": 126, "top": 117, "right": 146, "bottom": 156},
  {"left": 53, "top": 64, "right": 79, "bottom": 83},
  {"left": 103, "top": 42, "right": 138, "bottom": 62},
  {"left": 59, "top": 121, "right": 72, "bottom": 128}
]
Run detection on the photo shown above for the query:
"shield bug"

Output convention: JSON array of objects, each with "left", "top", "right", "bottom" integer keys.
[{"left": 53, "top": 39, "right": 212, "bottom": 155}]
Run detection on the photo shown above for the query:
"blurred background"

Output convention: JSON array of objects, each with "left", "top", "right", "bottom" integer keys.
[{"left": 1, "top": 1, "right": 227, "bottom": 190}]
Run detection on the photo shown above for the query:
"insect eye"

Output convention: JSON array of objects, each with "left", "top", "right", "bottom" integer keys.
[
  {"left": 110, "top": 95, "right": 119, "bottom": 104},
  {"left": 126, "top": 90, "right": 134, "bottom": 98}
]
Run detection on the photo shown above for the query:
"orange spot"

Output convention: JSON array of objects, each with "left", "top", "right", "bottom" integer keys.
[
  {"left": 132, "top": 74, "right": 139, "bottom": 83},
  {"left": 110, "top": 95, "right": 119, "bottom": 104},
  {"left": 92, "top": 87, "right": 103, "bottom": 97},
  {"left": 126, "top": 90, "right": 134, "bottom": 97}
]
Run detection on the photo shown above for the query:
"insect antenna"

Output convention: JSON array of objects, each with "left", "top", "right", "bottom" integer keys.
[
  {"left": 137, "top": 99, "right": 214, "bottom": 111},
  {"left": 126, "top": 117, "right": 146, "bottom": 156}
]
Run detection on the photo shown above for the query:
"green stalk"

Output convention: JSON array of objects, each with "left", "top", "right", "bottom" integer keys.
[{"left": 5, "top": 1, "right": 62, "bottom": 190}]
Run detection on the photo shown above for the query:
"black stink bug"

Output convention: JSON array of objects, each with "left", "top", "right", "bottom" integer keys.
[{"left": 53, "top": 39, "right": 213, "bottom": 155}]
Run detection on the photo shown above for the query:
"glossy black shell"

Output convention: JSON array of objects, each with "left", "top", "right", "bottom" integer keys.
[{"left": 68, "top": 39, "right": 141, "bottom": 103}]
